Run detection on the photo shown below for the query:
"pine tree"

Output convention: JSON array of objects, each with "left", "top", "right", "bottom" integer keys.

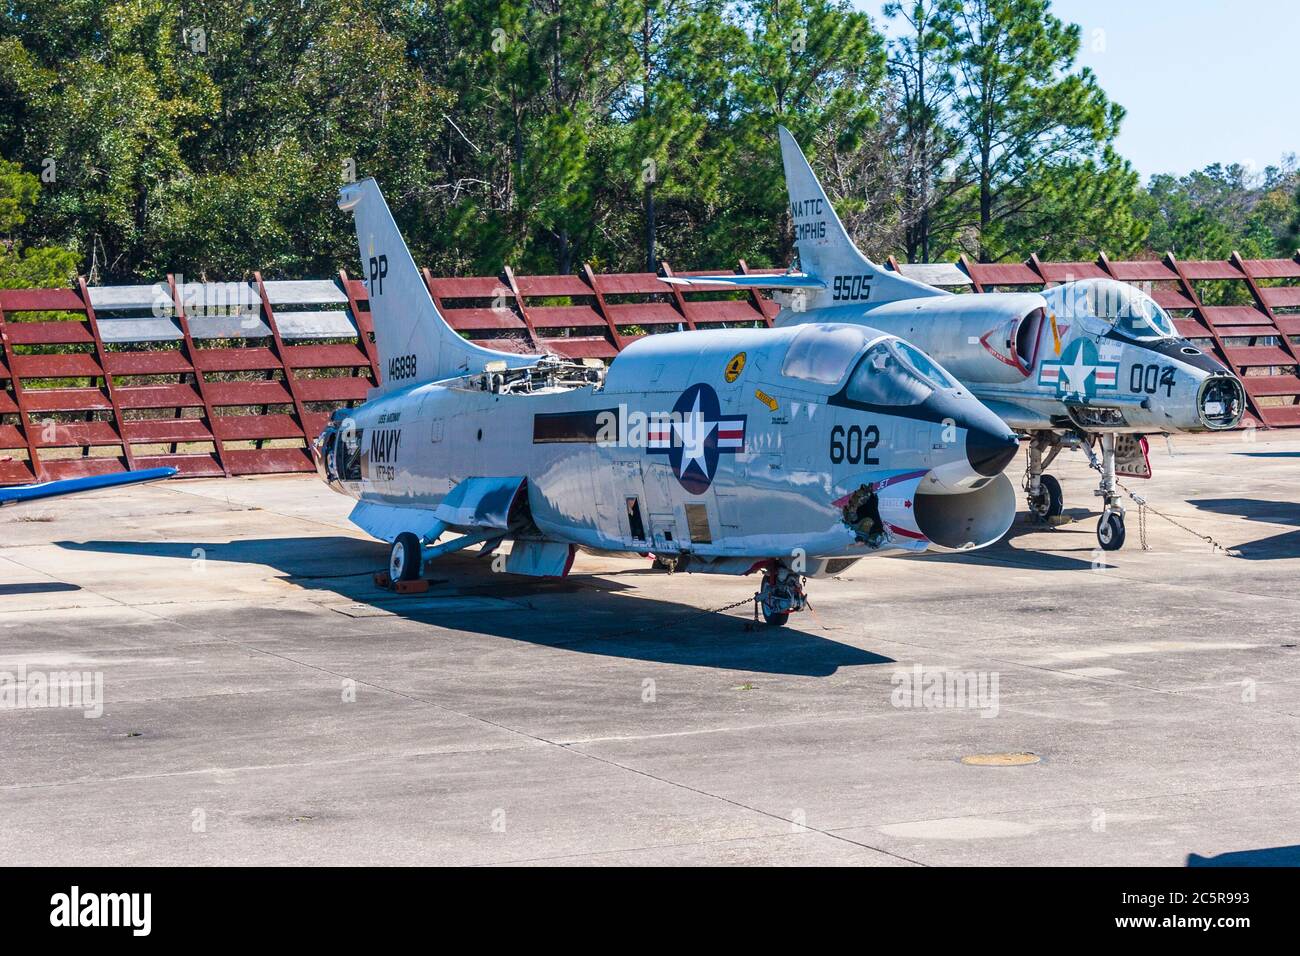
[{"left": 943, "top": 0, "right": 1129, "bottom": 261}]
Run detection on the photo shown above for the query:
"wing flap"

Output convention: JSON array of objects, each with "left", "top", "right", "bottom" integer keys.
[
  {"left": 433, "top": 476, "right": 526, "bottom": 530},
  {"left": 505, "top": 540, "right": 576, "bottom": 577},
  {"left": 349, "top": 476, "right": 526, "bottom": 545}
]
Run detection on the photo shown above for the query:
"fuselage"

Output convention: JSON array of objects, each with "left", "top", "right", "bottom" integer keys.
[
  {"left": 779, "top": 279, "right": 1245, "bottom": 435},
  {"left": 317, "top": 325, "right": 1021, "bottom": 571}
]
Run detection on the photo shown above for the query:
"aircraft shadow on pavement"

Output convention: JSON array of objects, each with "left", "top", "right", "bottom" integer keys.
[
  {"left": 904, "top": 512, "right": 1101, "bottom": 572},
  {"left": 57, "top": 537, "right": 893, "bottom": 677},
  {"left": 0, "top": 581, "right": 81, "bottom": 596},
  {"left": 1187, "top": 844, "right": 1300, "bottom": 866},
  {"left": 1187, "top": 498, "right": 1300, "bottom": 560}
]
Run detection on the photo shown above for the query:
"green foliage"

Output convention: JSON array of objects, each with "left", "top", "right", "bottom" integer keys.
[
  {"left": 1286, "top": 183, "right": 1300, "bottom": 253},
  {"left": 0, "top": 156, "right": 77, "bottom": 288},
  {"left": 888, "top": 0, "right": 1143, "bottom": 261},
  {"left": 0, "top": 0, "right": 1294, "bottom": 285},
  {"left": 1135, "top": 161, "right": 1299, "bottom": 261},
  {"left": 977, "top": 148, "right": 1148, "bottom": 261},
  {"left": 885, "top": 0, "right": 961, "bottom": 262},
  {"left": 0, "top": 155, "right": 38, "bottom": 232}
]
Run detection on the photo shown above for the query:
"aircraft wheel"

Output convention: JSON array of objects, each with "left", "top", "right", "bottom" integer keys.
[
  {"left": 390, "top": 532, "right": 424, "bottom": 581},
  {"left": 1028, "top": 474, "right": 1064, "bottom": 522},
  {"left": 761, "top": 605, "right": 790, "bottom": 627},
  {"left": 1097, "top": 512, "right": 1126, "bottom": 551}
]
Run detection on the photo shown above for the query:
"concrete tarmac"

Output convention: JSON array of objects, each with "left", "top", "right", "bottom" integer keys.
[{"left": 2, "top": 432, "right": 1298, "bottom": 866}]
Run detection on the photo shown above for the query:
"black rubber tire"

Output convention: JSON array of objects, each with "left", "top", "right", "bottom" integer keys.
[
  {"left": 761, "top": 606, "right": 790, "bottom": 627},
  {"left": 1029, "top": 473, "right": 1064, "bottom": 521},
  {"left": 1097, "top": 512, "right": 1126, "bottom": 551},
  {"left": 390, "top": 532, "right": 423, "bottom": 581}
]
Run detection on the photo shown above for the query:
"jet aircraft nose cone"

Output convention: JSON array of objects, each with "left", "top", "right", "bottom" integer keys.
[{"left": 965, "top": 427, "right": 1020, "bottom": 477}]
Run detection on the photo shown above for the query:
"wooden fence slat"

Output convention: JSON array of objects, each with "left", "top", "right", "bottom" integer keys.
[{"left": 5, "top": 256, "right": 1300, "bottom": 485}]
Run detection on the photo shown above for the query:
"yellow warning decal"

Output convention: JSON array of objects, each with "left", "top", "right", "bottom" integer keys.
[
  {"left": 724, "top": 352, "right": 747, "bottom": 382},
  {"left": 755, "top": 388, "right": 778, "bottom": 411}
]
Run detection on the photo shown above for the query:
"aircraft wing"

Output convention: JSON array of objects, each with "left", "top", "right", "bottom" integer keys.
[
  {"left": 348, "top": 476, "right": 526, "bottom": 544},
  {"left": 349, "top": 476, "right": 574, "bottom": 576},
  {"left": 659, "top": 273, "right": 826, "bottom": 291},
  {"left": 0, "top": 467, "right": 178, "bottom": 508},
  {"left": 974, "top": 385, "right": 1155, "bottom": 432},
  {"left": 348, "top": 501, "right": 447, "bottom": 543},
  {"left": 975, "top": 398, "right": 1050, "bottom": 432}
]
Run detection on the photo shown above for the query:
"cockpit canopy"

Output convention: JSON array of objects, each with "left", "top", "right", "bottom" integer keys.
[
  {"left": 780, "top": 324, "right": 961, "bottom": 407},
  {"left": 779, "top": 324, "right": 872, "bottom": 385},
  {"left": 1041, "top": 277, "right": 1176, "bottom": 342},
  {"left": 844, "top": 338, "right": 960, "bottom": 407}
]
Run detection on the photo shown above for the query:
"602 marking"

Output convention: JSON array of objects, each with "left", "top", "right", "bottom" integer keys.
[{"left": 830, "top": 424, "right": 880, "bottom": 465}]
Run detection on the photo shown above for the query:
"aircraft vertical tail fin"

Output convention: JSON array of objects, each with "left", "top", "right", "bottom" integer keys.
[
  {"left": 661, "top": 128, "right": 948, "bottom": 311},
  {"left": 337, "top": 179, "right": 536, "bottom": 393},
  {"left": 777, "top": 126, "right": 946, "bottom": 308}
]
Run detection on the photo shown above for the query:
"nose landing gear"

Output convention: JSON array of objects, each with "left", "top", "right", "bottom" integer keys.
[
  {"left": 1023, "top": 431, "right": 1133, "bottom": 550},
  {"left": 1085, "top": 433, "right": 1126, "bottom": 551},
  {"left": 755, "top": 565, "right": 807, "bottom": 627},
  {"left": 1097, "top": 509, "right": 1126, "bottom": 550}
]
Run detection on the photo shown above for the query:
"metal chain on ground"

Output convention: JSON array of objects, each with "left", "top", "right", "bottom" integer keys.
[
  {"left": 802, "top": 599, "right": 830, "bottom": 632},
  {"left": 1115, "top": 478, "right": 1238, "bottom": 556},
  {"left": 1080, "top": 440, "right": 1236, "bottom": 555}
]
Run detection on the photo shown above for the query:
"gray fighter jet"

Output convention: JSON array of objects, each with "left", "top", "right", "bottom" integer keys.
[
  {"left": 314, "top": 179, "right": 1021, "bottom": 625},
  {"left": 664, "top": 128, "right": 1247, "bottom": 551}
]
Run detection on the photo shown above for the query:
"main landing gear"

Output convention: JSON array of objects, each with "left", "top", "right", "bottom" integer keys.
[
  {"left": 1022, "top": 430, "right": 1128, "bottom": 550},
  {"left": 1023, "top": 433, "right": 1069, "bottom": 523},
  {"left": 755, "top": 564, "right": 808, "bottom": 627},
  {"left": 389, "top": 532, "right": 425, "bottom": 581},
  {"left": 1027, "top": 473, "right": 1064, "bottom": 522}
]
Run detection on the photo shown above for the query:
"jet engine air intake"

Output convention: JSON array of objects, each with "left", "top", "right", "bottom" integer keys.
[
  {"left": 913, "top": 473, "right": 1017, "bottom": 551},
  {"left": 1014, "top": 307, "right": 1046, "bottom": 372}
]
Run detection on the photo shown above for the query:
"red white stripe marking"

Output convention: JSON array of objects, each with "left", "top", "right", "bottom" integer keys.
[
  {"left": 885, "top": 523, "right": 928, "bottom": 541},
  {"left": 717, "top": 421, "right": 745, "bottom": 448}
]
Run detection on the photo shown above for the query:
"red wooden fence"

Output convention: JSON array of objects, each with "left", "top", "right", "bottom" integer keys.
[{"left": 1, "top": 252, "right": 1297, "bottom": 485}]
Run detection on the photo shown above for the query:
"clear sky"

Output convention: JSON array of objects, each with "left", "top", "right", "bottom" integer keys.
[{"left": 864, "top": 0, "right": 1298, "bottom": 182}]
